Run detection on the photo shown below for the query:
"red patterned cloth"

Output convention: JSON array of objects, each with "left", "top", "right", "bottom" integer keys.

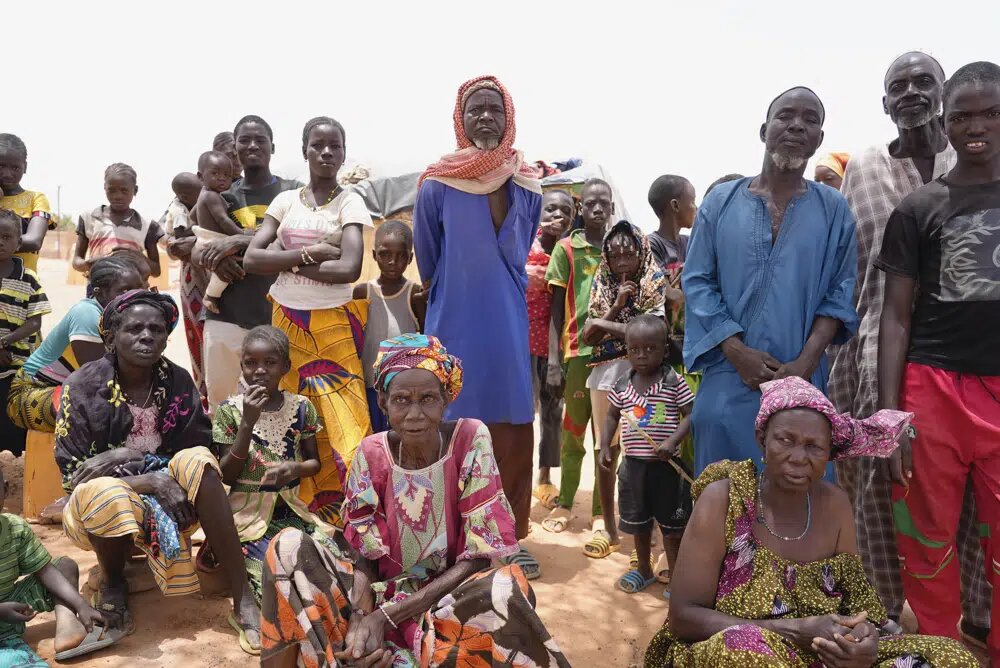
[
  {"left": 419, "top": 75, "right": 541, "bottom": 195},
  {"left": 526, "top": 234, "right": 553, "bottom": 358}
]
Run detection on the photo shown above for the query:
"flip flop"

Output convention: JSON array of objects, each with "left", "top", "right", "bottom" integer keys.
[
  {"left": 617, "top": 569, "right": 657, "bottom": 594},
  {"left": 54, "top": 624, "right": 127, "bottom": 661},
  {"left": 541, "top": 507, "right": 573, "bottom": 533},
  {"left": 501, "top": 547, "right": 541, "bottom": 581},
  {"left": 532, "top": 483, "right": 560, "bottom": 510},
  {"left": 227, "top": 613, "right": 262, "bottom": 656}
]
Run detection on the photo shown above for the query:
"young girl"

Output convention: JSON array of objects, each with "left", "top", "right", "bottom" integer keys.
[
  {"left": 73, "top": 163, "right": 163, "bottom": 284},
  {"left": 0, "top": 134, "right": 54, "bottom": 272},
  {"left": 581, "top": 220, "right": 667, "bottom": 558},
  {"left": 214, "top": 326, "right": 333, "bottom": 609},
  {"left": 352, "top": 219, "right": 425, "bottom": 433}
]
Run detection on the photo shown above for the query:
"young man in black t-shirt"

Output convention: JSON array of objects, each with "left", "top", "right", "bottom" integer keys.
[{"left": 877, "top": 61, "right": 1000, "bottom": 661}]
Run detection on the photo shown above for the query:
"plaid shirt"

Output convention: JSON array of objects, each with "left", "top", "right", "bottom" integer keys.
[{"left": 827, "top": 142, "right": 955, "bottom": 418}]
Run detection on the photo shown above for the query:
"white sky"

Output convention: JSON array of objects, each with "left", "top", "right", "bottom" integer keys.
[{"left": 9, "top": 0, "right": 999, "bottom": 231}]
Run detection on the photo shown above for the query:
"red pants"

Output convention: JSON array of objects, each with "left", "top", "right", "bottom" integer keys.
[{"left": 893, "top": 362, "right": 1000, "bottom": 662}]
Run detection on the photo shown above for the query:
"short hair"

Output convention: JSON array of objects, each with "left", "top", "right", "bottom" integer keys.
[
  {"left": 626, "top": 313, "right": 667, "bottom": 337},
  {"left": 766, "top": 86, "right": 825, "bottom": 122},
  {"left": 0, "top": 209, "right": 21, "bottom": 234},
  {"left": 884, "top": 51, "right": 946, "bottom": 89},
  {"left": 647, "top": 175, "right": 691, "bottom": 217},
  {"left": 375, "top": 219, "right": 413, "bottom": 247},
  {"left": 212, "top": 131, "right": 234, "bottom": 150},
  {"left": 234, "top": 115, "right": 273, "bottom": 141},
  {"left": 0, "top": 134, "right": 27, "bottom": 160},
  {"left": 198, "top": 150, "right": 231, "bottom": 172},
  {"left": 301, "top": 116, "right": 346, "bottom": 147},
  {"left": 543, "top": 188, "right": 575, "bottom": 206},
  {"left": 89, "top": 256, "right": 138, "bottom": 293},
  {"left": 944, "top": 61, "right": 1000, "bottom": 110},
  {"left": 581, "top": 177, "right": 612, "bottom": 197},
  {"left": 241, "top": 325, "right": 290, "bottom": 361},
  {"left": 705, "top": 173, "right": 744, "bottom": 198},
  {"left": 104, "top": 162, "right": 137, "bottom": 184},
  {"left": 171, "top": 172, "right": 200, "bottom": 195}
]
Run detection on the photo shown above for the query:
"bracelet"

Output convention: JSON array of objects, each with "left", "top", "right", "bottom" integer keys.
[
  {"left": 378, "top": 604, "right": 398, "bottom": 629},
  {"left": 227, "top": 449, "right": 248, "bottom": 461},
  {"left": 300, "top": 247, "right": 317, "bottom": 266}
]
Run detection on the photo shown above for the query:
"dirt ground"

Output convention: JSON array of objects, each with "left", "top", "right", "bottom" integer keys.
[{"left": 6, "top": 257, "right": 988, "bottom": 667}]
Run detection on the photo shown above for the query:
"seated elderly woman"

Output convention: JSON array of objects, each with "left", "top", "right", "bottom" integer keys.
[
  {"left": 53, "top": 290, "right": 262, "bottom": 655},
  {"left": 7, "top": 256, "right": 143, "bottom": 432},
  {"left": 645, "top": 376, "right": 976, "bottom": 668},
  {"left": 260, "top": 334, "right": 570, "bottom": 668}
]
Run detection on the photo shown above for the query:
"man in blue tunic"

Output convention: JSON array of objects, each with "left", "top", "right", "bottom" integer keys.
[
  {"left": 413, "top": 75, "right": 543, "bottom": 577},
  {"left": 683, "top": 87, "right": 858, "bottom": 475}
]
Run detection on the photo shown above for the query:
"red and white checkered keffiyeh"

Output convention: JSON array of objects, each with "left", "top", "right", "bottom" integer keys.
[{"left": 419, "top": 75, "right": 542, "bottom": 195}]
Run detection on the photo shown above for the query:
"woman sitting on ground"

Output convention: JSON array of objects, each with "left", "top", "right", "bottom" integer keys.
[
  {"left": 645, "top": 376, "right": 976, "bottom": 667},
  {"left": 7, "top": 256, "right": 143, "bottom": 432},
  {"left": 260, "top": 334, "right": 570, "bottom": 668},
  {"left": 53, "top": 290, "right": 262, "bottom": 655}
]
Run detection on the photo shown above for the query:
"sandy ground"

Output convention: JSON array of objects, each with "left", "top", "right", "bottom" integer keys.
[
  {"left": 5, "top": 256, "right": 988, "bottom": 667},
  {"left": 5, "top": 256, "right": 667, "bottom": 667}
]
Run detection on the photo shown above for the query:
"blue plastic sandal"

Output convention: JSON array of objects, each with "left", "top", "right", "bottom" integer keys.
[{"left": 617, "top": 569, "right": 657, "bottom": 594}]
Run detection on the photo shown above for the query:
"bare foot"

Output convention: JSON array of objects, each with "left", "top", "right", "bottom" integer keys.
[
  {"left": 53, "top": 615, "right": 87, "bottom": 653},
  {"left": 204, "top": 296, "right": 221, "bottom": 314}
]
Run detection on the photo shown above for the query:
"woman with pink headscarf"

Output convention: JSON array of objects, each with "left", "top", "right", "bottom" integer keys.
[{"left": 412, "top": 75, "right": 543, "bottom": 578}]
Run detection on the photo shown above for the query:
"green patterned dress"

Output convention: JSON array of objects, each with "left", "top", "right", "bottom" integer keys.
[{"left": 645, "top": 460, "right": 978, "bottom": 667}]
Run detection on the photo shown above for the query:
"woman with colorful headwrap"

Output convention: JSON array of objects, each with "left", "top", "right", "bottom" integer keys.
[
  {"left": 259, "top": 334, "right": 571, "bottom": 668},
  {"left": 644, "top": 376, "right": 976, "bottom": 667},
  {"left": 814, "top": 152, "right": 851, "bottom": 191},
  {"left": 413, "top": 74, "right": 544, "bottom": 578},
  {"left": 53, "top": 290, "right": 263, "bottom": 654}
]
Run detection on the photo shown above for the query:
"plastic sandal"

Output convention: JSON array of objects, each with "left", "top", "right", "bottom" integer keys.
[
  {"left": 617, "top": 569, "right": 657, "bottom": 594},
  {"left": 228, "top": 613, "right": 262, "bottom": 656},
  {"left": 541, "top": 507, "right": 573, "bottom": 533},
  {"left": 532, "top": 483, "right": 560, "bottom": 510},
  {"left": 501, "top": 547, "right": 541, "bottom": 580},
  {"left": 54, "top": 624, "right": 126, "bottom": 661},
  {"left": 629, "top": 550, "right": 654, "bottom": 572},
  {"left": 583, "top": 532, "right": 618, "bottom": 559}
]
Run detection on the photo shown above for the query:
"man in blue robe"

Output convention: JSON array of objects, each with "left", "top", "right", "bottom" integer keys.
[{"left": 683, "top": 87, "right": 858, "bottom": 474}]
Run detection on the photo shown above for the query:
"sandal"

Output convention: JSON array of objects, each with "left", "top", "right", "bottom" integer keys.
[
  {"left": 583, "top": 520, "right": 618, "bottom": 559},
  {"left": 196, "top": 542, "right": 220, "bottom": 573},
  {"left": 541, "top": 507, "right": 573, "bottom": 533},
  {"left": 501, "top": 547, "right": 541, "bottom": 580},
  {"left": 228, "top": 613, "right": 262, "bottom": 656},
  {"left": 91, "top": 582, "right": 135, "bottom": 636},
  {"left": 655, "top": 553, "right": 671, "bottom": 584},
  {"left": 628, "top": 549, "right": 654, "bottom": 572},
  {"left": 617, "top": 569, "right": 657, "bottom": 594},
  {"left": 532, "top": 483, "right": 560, "bottom": 510},
  {"left": 54, "top": 623, "right": 127, "bottom": 661}
]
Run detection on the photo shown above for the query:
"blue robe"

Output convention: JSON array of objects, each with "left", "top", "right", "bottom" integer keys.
[
  {"left": 682, "top": 178, "right": 857, "bottom": 474},
  {"left": 413, "top": 178, "right": 541, "bottom": 424}
]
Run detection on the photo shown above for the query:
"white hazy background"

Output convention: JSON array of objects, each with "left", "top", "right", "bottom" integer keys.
[{"left": 10, "top": 1, "right": 999, "bottom": 231}]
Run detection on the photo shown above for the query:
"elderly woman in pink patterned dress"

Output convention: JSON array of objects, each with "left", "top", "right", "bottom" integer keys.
[
  {"left": 259, "top": 334, "right": 570, "bottom": 668},
  {"left": 645, "top": 376, "right": 976, "bottom": 667}
]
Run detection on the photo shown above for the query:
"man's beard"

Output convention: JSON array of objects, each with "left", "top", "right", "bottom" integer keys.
[
  {"left": 896, "top": 106, "right": 939, "bottom": 130},
  {"left": 473, "top": 137, "right": 500, "bottom": 150},
  {"left": 769, "top": 151, "right": 808, "bottom": 171}
]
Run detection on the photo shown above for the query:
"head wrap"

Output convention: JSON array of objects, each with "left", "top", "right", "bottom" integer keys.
[
  {"left": 99, "top": 289, "right": 179, "bottom": 339},
  {"left": 419, "top": 75, "right": 542, "bottom": 195},
  {"left": 816, "top": 152, "right": 850, "bottom": 179},
  {"left": 373, "top": 334, "right": 464, "bottom": 402},
  {"left": 755, "top": 377, "right": 911, "bottom": 461}
]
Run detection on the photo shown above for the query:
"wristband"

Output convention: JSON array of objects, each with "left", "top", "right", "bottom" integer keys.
[{"left": 378, "top": 604, "right": 398, "bottom": 629}]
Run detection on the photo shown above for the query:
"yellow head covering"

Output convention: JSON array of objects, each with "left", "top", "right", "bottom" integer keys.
[{"left": 816, "top": 152, "right": 851, "bottom": 178}]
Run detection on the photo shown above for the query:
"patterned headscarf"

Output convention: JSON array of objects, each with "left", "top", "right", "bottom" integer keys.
[
  {"left": 816, "top": 152, "right": 851, "bottom": 179},
  {"left": 419, "top": 75, "right": 542, "bottom": 195},
  {"left": 589, "top": 220, "right": 667, "bottom": 321},
  {"left": 755, "top": 377, "right": 912, "bottom": 461},
  {"left": 99, "top": 289, "right": 179, "bottom": 339},
  {"left": 373, "top": 334, "right": 464, "bottom": 402}
]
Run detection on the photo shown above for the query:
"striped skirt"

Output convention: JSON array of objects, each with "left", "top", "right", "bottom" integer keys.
[{"left": 62, "top": 446, "right": 219, "bottom": 596}]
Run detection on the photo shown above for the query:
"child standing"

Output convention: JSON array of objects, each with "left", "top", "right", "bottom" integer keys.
[
  {"left": 73, "top": 163, "right": 163, "bottom": 282},
  {"left": 541, "top": 179, "right": 608, "bottom": 539},
  {"left": 528, "top": 190, "right": 573, "bottom": 509},
  {"left": 214, "top": 326, "right": 334, "bottom": 608},
  {"left": 353, "top": 220, "right": 425, "bottom": 433},
  {"left": 0, "top": 134, "right": 54, "bottom": 272},
  {"left": 191, "top": 151, "right": 240, "bottom": 314},
  {"left": 0, "top": 210, "right": 51, "bottom": 455},
  {"left": 0, "top": 465, "right": 116, "bottom": 664},
  {"left": 598, "top": 315, "right": 693, "bottom": 594}
]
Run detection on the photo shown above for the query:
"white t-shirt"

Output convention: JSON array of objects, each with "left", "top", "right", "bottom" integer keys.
[{"left": 265, "top": 188, "right": 373, "bottom": 310}]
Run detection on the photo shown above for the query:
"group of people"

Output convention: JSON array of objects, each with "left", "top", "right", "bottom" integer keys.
[{"left": 0, "top": 51, "right": 996, "bottom": 668}]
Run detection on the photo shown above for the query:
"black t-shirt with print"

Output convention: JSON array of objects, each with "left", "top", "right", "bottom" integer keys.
[
  {"left": 875, "top": 176, "right": 1000, "bottom": 375},
  {"left": 207, "top": 177, "right": 301, "bottom": 330}
]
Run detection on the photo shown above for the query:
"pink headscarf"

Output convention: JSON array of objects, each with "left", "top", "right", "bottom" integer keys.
[
  {"left": 755, "top": 377, "right": 912, "bottom": 461},
  {"left": 419, "top": 75, "right": 542, "bottom": 195}
]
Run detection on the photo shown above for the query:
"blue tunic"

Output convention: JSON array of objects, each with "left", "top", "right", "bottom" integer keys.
[
  {"left": 413, "top": 179, "right": 541, "bottom": 424},
  {"left": 682, "top": 178, "right": 857, "bottom": 474}
]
